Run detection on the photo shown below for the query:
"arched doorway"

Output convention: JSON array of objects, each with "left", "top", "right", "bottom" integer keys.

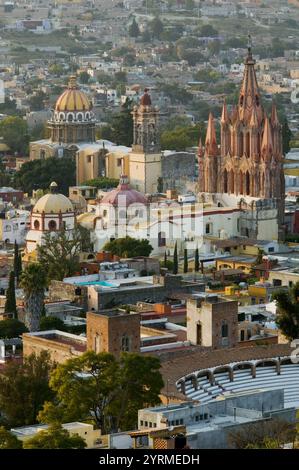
[
  {"left": 230, "top": 169, "right": 234, "bottom": 193},
  {"left": 239, "top": 171, "right": 243, "bottom": 195},
  {"left": 246, "top": 171, "right": 250, "bottom": 195}
]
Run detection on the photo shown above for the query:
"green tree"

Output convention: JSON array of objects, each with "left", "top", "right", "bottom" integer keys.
[
  {"left": 28, "top": 91, "right": 47, "bottom": 111},
  {"left": 20, "top": 263, "right": 47, "bottom": 331},
  {"left": 79, "top": 71, "right": 90, "bottom": 84},
  {"left": 194, "top": 247, "right": 199, "bottom": 272},
  {"left": 109, "top": 99, "right": 133, "bottom": 146},
  {"left": 38, "top": 351, "right": 163, "bottom": 434},
  {"left": 228, "top": 419, "right": 296, "bottom": 449},
  {"left": 185, "top": 0, "right": 195, "bottom": 10},
  {"left": 272, "top": 282, "right": 299, "bottom": 340},
  {"left": 173, "top": 242, "right": 178, "bottom": 275},
  {"left": 40, "top": 316, "right": 66, "bottom": 332},
  {"left": 0, "top": 318, "right": 28, "bottom": 339},
  {"left": 37, "top": 227, "right": 91, "bottom": 282},
  {"left": 84, "top": 177, "right": 119, "bottom": 189},
  {"left": 0, "top": 116, "right": 29, "bottom": 154},
  {"left": 48, "top": 63, "right": 64, "bottom": 77},
  {"left": 103, "top": 236, "right": 153, "bottom": 258},
  {"left": 0, "top": 351, "right": 54, "bottom": 427},
  {"left": 150, "top": 17, "right": 164, "bottom": 39},
  {"left": 183, "top": 248, "right": 188, "bottom": 273},
  {"left": 129, "top": 17, "right": 140, "bottom": 38},
  {"left": 0, "top": 427, "right": 22, "bottom": 449},
  {"left": 208, "top": 40, "right": 221, "bottom": 56},
  {"left": 13, "top": 157, "right": 76, "bottom": 195},
  {"left": 164, "top": 251, "right": 167, "bottom": 268},
  {"left": 14, "top": 241, "right": 22, "bottom": 282},
  {"left": 199, "top": 24, "right": 218, "bottom": 37},
  {"left": 4, "top": 271, "right": 17, "bottom": 316},
  {"left": 157, "top": 177, "right": 163, "bottom": 193},
  {"left": 111, "top": 353, "right": 163, "bottom": 431},
  {"left": 282, "top": 118, "right": 292, "bottom": 155},
  {"left": 161, "top": 129, "right": 192, "bottom": 151},
  {"left": 23, "top": 423, "right": 86, "bottom": 449}
]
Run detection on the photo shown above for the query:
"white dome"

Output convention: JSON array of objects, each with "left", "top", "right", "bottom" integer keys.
[{"left": 33, "top": 193, "right": 74, "bottom": 214}]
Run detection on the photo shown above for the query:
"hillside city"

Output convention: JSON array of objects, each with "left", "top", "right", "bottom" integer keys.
[{"left": 0, "top": 0, "right": 299, "bottom": 453}]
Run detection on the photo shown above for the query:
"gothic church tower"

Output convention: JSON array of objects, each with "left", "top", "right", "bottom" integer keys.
[{"left": 198, "top": 37, "right": 285, "bottom": 231}]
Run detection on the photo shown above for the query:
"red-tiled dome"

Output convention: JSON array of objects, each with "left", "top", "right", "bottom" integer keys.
[
  {"left": 100, "top": 175, "right": 147, "bottom": 207},
  {"left": 140, "top": 88, "right": 152, "bottom": 106}
]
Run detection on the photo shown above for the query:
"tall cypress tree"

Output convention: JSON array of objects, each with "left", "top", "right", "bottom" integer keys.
[
  {"left": 17, "top": 253, "right": 22, "bottom": 280},
  {"left": 13, "top": 242, "right": 22, "bottom": 282},
  {"left": 173, "top": 242, "right": 178, "bottom": 275},
  {"left": 13, "top": 241, "right": 19, "bottom": 278},
  {"left": 194, "top": 246, "right": 199, "bottom": 272},
  {"left": 5, "top": 271, "right": 17, "bottom": 317},
  {"left": 183, "top": 248, "right": 188, "bottom": 273},
  {"left": 129, "top": 17, "right": 140, "bottom": 38},
  {"left": 164, "top": 251, "right": 167, "bottom": 268}
]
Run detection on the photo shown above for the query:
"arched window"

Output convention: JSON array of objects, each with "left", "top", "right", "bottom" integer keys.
[
  {"left": 260, "top": 173, "right": 265, "bottom": 196},
  {"left": 40, "top": 149, "right": 46, "bottom": 160},
  {"left": 205, "top": 223, "right": 212, "bottom": 235},
  {"left": 239, "top": 171, "right": 243, "bottom": 195},
  {"left": 68, "top": 113, "right": 73, "bottom": 122},
  {"left": 222, "top": 322, "right": 228, "bottom": 338},
  {"left": 121, "top": 335, "right": 131, "bottom": 352},
  {"left": 246, "top": 132, "right": 250, "bottom": 157},
  {"left": 223, "top": 169, "right": 228, "bottom": 193},
  {"left": 257, "top": 132, "right": 261, "bottom": 156},
  {"left": 158, "top": 231, "right": 166, "bottom": 247},
  {"left": 34, "top": 220, "right": 40, "bottom": 230},
  {"left": 239, "top": 132, "right": 244, "bottom": 156},
  {"left": 48, "top": 220, "right": 57, "bottom": 231}
]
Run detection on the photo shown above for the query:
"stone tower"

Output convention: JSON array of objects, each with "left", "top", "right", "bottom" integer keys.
[
  {"left": 129, "top": 89, "right": 162, "bottom": 194},
  {"left": 86, "top": 310, "right": 140, "bottom": 358},
  {"left": 187, "top": 294, "right": 238, "bottom": 349},
  {"left": 198, "top": 37, "right": 285, "bottom": 229}
]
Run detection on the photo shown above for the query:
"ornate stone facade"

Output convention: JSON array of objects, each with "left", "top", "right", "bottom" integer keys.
[
  {"left": 132, "top": 88, "right": 160, "bottom": 154},
  {"left": 129, "top": 89, "right": 162, "bottom": 194},
  {"left": 198, "top": 41, "right": 285, "bottom": 226}
]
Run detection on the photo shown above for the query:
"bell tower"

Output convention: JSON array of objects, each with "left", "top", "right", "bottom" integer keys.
[{"left": 130, "top": 89, "right": 162, "bottom": 194}]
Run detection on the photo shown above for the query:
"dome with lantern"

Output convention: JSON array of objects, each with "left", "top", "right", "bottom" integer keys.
[
  {"left": 25, "top": 182, "right": 76, "bottom": 255},
  {"left": 52, "top": 75, "right": 94, "bottom": 123},
  {"left": 100, "top": 174, "right": 148, "bottom": 207},
  {"left": 47, "top": 76, "right": 96, "bottom": 144}
]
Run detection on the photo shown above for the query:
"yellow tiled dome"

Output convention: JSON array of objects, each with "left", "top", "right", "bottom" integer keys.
[{"left": 55, "top": 76, "right": 92, "bottom": 112}]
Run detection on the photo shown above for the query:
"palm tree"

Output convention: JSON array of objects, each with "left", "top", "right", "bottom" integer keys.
[
  {"left": 20, "top": 263, "right": 48, "bottom": 332},
  {"left": 272, "top": 282, "right": 299, "bottom": 341}
]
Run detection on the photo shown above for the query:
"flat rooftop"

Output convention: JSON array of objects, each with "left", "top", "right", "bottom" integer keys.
[
  {"left": 94, "top": 309, "right": 139, "bottom": 318},
  {"left": 23, "top": 330, "right": 87, "bottom": 353},
  {"left": 11, "top": 422, "right": 92, "bottom": 437}
]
